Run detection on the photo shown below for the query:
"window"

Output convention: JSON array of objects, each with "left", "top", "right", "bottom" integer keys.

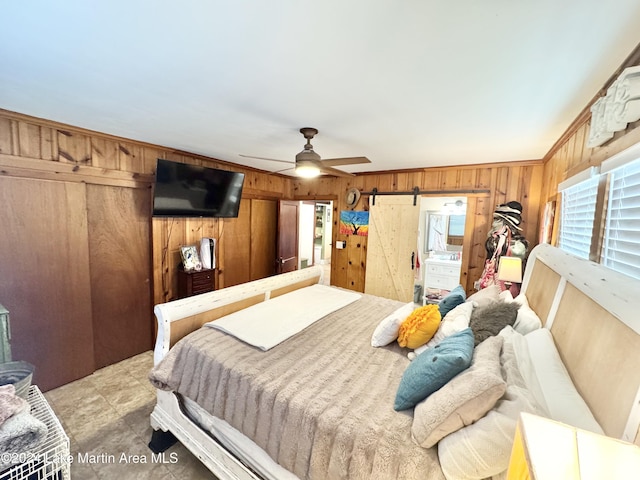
[
  {"left": 558, "top": 174, "right": 599, "bottom": 260},
  {"left": 448, "top": 215, "right": 465, "bottom": 236},
  {"left": 601, "top": 157, "right": 640, "bottom": 280},
  {"left": 558, "top": 142, "right": 640, "bottom": 278}
]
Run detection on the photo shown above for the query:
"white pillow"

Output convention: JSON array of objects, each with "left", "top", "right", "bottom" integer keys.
[
  {"left": 499, "top": 289, "right": 514, "bottom": 302},
  {"left": 466, "top": 285, "right": 501, "bottom": 308},
  {"left": 500, "top": 326, "right": 549, "bottom": 415},
  {"left": 512, "top": 294, "right": 542, "bottom": 335},
  {"left": 438, "top": 335, "right": 546, "bottom": 479},
  {"left": 412, "top": 302, "right": 474, "bottom": 357},
  {"left": 370, "top": 302, "right": 415, "bottom": 347},
  {"left": 524, "top": 328, "right": 604, "bottom": 434},
  {"left": 512, "top": 293, "right": 527, "bottom": 307}
]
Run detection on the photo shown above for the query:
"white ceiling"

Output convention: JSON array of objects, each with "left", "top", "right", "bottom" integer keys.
[{"left": 2, "top": 1, "right": 640, "bottom": 176}]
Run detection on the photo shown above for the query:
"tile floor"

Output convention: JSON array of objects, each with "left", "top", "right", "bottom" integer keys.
[{"left": 44, "top": 351, "right": 217, "bottom": 479}]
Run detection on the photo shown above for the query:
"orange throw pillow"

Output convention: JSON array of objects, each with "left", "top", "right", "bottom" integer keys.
[{"left": 397, "top": 305, "right": 442, "bottom": 349}]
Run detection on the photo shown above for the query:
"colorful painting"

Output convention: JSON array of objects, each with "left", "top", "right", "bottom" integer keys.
[{"left": 340, "top": 210, "right": 369, "bottom": 236}]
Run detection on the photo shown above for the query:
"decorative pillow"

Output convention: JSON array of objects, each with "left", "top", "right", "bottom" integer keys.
[
  {"left": 499, "top": 289, "right": 514, "bottom": 302},
  {"left": 394, "top": 328, "right": 474, "bottom": 411},
  {"left": 439, "top": 285, "right": 466, "bottom": 318},
  {"left": 500, "top": 326, "right": 548, "bottom": 413},
  {"left": 469, "top": 301, "right": 519, "bottom": 346},
  {"left": 412, "top": 335, "right": 506, "bottom": 448},
  {"left": 512, "top": 294, "right": 542, "bottom": 335},
  {"left": 397, "top": 304, "right": 442, "bottom": 349},
  {"left": 412, "top": 302, "right": 474, "bottom": 357},
  {"left": 524, "top": 328, "right": 604, "bottom": 434},
  {"left": 466, "top": 284, "right": 501, "bottom": 308},
  {"left": 438, "top": 336, "right": 547, "bottom": 479},
  {"left": 371, "top": 302, "right": 416, "bottom": 347}
]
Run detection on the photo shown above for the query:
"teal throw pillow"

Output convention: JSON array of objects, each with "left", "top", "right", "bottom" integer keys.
[
  {"left": 394, "top": 328, "right": 474, "bottom": 411},
  {"left": 439, "top": 285, "right": 466, "bottom": 318}
]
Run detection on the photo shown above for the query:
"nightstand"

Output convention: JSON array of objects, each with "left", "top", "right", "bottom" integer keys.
[{"left": 177, "top": 267, "right": 215, "bottom": 298}]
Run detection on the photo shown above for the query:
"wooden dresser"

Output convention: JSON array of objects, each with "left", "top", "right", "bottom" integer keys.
[{"left": 178, "top": 268, "right": 215, "bottom": 298}]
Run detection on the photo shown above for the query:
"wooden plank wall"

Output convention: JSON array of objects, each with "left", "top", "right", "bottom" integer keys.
[
  {"left": 0, "top": 177, "right": 95, "bottom": 391},
  {"left": 87, "top": 184, "right": 153, "bottom": 369},
  {"left": 294, "top": 161, "right": 544, "bottom": 295},
  {"left": 0, "top": 109, "right": 292, "bottom": 301},
  {"left": 0, "top": 109, "right": 292, "bottom": 389}
]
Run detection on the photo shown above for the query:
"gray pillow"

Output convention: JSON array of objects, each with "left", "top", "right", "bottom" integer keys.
[
  {"left": 469, "top": 301, "right": 519, "bottom": 346},
  {"left": 411, "top": 335, "right": 506, "bottom": 448}
]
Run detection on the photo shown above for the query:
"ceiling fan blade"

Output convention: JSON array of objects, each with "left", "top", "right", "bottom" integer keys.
[
  {"left": 319, "top": 156, "right": 371, "bottom": 167},
  {"left": 273, "top": 166, "right": 297, "bottom": 175},
  {"left": 318, "top": 165, "right": 355, "bottom": 177},
  {"left": 239, "top": 154, "right": 294, "bottom": 165}
]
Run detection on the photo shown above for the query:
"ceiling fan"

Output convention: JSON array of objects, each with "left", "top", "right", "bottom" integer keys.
[{"left": 240, "top": 127, "right": 371, "bottom": 178}]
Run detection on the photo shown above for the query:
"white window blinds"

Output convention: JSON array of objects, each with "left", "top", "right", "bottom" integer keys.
[
  {"left": 558, "top": 176, "right": 599, "bottom": 259},
  {"left": 601, "top": 157, "right": 640, "bottom": 280}
]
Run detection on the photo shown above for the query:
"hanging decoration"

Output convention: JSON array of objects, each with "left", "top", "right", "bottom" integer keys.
[
  {"left": 588, "top": 65, "right": 640, "bottom": 147},
  {"left": 475, "top": 201, "right": 529, "bottom": 292}
]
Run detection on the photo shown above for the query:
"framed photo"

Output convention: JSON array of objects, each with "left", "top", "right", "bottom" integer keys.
[{"left": 180, "top": 245, "right": 202, "bottom": 272}]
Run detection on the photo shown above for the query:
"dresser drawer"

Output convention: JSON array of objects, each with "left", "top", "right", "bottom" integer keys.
[
  {"left": 425, "top": 274, "right": 458, "bottom": 290},
  {"left": 424, "top": 260, "right": 461, "bottom": 292},
  {"left": 178, "top": 268, "right": 215, "bottom": 298},
  {"left": 191, "top": 271, "right": 214, "bottom": 287},
  {"left": 426, "top": 263, "right": 460, "bottom": 276}
]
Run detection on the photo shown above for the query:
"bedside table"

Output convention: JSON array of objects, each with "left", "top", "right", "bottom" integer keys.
[{"left": 178, "top": 268, "right": 215, "bottom": 298}]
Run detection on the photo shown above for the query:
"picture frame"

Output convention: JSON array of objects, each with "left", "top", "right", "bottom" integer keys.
[
  {"left": 180, "top": 245, "right": 202, "bottom": 272},
  {"left": 540, "top": 200, "right": 556, "bottom": 244}
]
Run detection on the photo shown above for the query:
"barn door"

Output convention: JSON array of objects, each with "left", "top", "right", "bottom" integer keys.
[
  {"left": 277, "top": 200, "right": 299, "bottom": 274},
  {"left": 365, "top": 195, "right": 421, "bottom": 301}
]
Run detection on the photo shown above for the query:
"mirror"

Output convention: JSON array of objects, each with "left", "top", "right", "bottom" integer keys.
[
  {"left": 426, "top": 213, "right": 448, "bottom": 251},
  {"left": 421, "top": 198, "right": 467, "bottom": 255}
]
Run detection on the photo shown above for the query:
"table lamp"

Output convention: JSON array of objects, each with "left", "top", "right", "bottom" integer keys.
[{"left": 497, "top": 256, "right": 522, "bottom": 287}]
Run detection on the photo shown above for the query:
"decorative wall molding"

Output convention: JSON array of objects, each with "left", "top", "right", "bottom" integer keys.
[{"left": 588, "top": 66, "right": 640, "bottom": 147}]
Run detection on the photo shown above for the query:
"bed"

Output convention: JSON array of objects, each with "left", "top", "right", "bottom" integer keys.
[{"left": 148, "top": 244, "right": 640, "bottom": 480}]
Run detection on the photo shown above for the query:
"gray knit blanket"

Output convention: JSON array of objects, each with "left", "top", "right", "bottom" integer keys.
[
  {"left": 0, "top": 410, "right": 49, "bottom": 470},
  {"left": 150, "top": 293, "right": 446, "bottom": 480}
]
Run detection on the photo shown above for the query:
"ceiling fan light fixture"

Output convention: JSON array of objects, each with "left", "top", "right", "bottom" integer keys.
[{"left": 295, "top": 164, "right": 321, "bottom": 178}]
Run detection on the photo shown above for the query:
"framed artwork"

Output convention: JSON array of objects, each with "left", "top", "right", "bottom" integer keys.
[
  {"left": 339, "top": 211, "right": 369, "bottom": 236},
  {"left": 180, "top": 245, "right": 202, "bottom": 271}
]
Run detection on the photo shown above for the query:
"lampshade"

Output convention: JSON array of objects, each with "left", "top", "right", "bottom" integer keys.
[{"left": 497, "top": 256, "right": 522, "bottom": 284}]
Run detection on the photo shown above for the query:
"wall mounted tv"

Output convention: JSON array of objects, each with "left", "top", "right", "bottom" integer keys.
[{"left": 152, "top": 159, "right": 245, "bottom": 218}]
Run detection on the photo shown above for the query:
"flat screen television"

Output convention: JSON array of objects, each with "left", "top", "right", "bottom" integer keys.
[{"left": 152, "top": 159, "right": 245, "bottom": 218}]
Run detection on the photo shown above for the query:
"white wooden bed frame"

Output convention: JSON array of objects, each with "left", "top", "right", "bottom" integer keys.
[{"left": 149, "top": 245, "right": 640, "bottom": 479}]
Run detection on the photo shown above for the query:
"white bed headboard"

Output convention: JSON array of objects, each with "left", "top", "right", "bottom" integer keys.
[
  {"left": 153, "top": 266, "right": 323, "bottom": 365},
  {"left": 521, "top": 244, "right": 640, "bottom": 445}
]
